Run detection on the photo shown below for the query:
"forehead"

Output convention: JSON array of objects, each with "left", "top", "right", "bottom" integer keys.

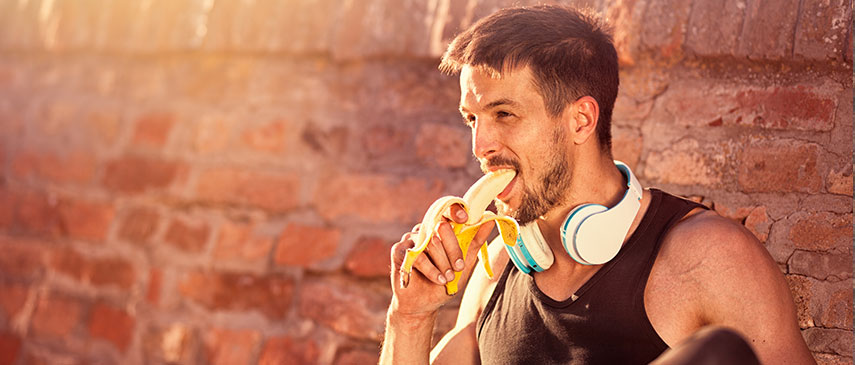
[{"left": 458, "top": 65, "right": 543, "bottom": 112}]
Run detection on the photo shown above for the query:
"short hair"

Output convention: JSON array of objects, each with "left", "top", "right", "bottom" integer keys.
[{"left": 439, "top": 5, "right": 619, "bottom": 153}]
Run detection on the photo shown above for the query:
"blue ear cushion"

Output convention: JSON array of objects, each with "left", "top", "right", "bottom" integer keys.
[{"left": 561, "top": 204, "right": 608, "bottom": 265}]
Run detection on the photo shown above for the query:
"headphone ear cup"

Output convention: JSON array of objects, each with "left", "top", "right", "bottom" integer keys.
[
  {"left": 561, "top": 204, "right": 608, "bottom": 265},
  {"left": 519, "top": 222, "right": 554, "bottom": 270}
]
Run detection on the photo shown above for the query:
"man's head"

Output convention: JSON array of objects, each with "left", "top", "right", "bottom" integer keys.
[{"left": 439, "top": 5, "right": 619, "bottom": 154}]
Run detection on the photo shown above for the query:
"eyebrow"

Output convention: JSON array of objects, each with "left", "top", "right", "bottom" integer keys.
[{"left": 459, "top": 98, "right": 520, "bottom": 114}]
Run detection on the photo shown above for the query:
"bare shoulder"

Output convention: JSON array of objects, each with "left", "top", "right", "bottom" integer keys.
[{"left": 649, "top": 209, "right": 815, "bottom": 364}]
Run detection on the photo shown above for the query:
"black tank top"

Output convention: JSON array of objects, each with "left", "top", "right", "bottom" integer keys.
[{"left": 477, "top": 189, "right": 707, "bottom": 364}]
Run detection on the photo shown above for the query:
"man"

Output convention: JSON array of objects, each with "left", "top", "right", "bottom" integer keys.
[{"left": 380, "top": 5, "right": 814, "bottom": 364}]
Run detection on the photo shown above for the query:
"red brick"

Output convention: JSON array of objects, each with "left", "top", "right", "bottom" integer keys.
[
  {"left": 195, "top": 167, "right": 300, "bottom": 212},
  {"left": 0, "top": 281, "right": 29, "bottom": 319},
  {"left": 846, "top": 25, "right": 853, "bottom": 63},
  {"left": 345, "top": 236, "right": 391, "bottom": 278},
  {"left": 789, "top": 250, "right": 851, "bottom": 281},
  {"left": 803, "top": 327, "right": 852, "bottom": 356},
  {"left": 240, "top": 119, "right": 290, "bottom": 153},
  {"left": 415, "top": 123, "right": 470, "bottom": 168},
  {"left": 827, "top": 166, "right": 853, "bottom": 196},
  {"left": 789, "top": 212, "right": 852, "bottom": 252},
  {"left": 30, "top": 292, "right": 83, "bottom": 338},
  {"left": 814, "top": 353, "right": 852, "bottom": 365},
  {"left": 147, "top": 269, "right": 162, "bottom": 305},
  {"left": 684, "top": 0, "right": 744, "bottom": 56},
  {"left": 0, "top": 235, "right": 48, "bottom": 279},
  {"left": 89, "top": 302, "right": 136, "bottom": 352},
  {"left": 330, "top": 0, "right": 431, "bottom": 59},
  {"left": 362, "top": 125, "right": 412, "bottom": 158},
  {"left": 335, "top": 348, "right": 379, "bottom": 365},
  {"left": 743, "top": 206, "right": 770, "bottom": 243},
  {"left": 738, "top": 140, "right": 822, "bottom": 193},
  {"left": 640, "top": 0, "right": 691, "bottom": 59},
  {"left": 142, "top": 324, "right": 198, "bottom": 364},
  {"left": 787, "top": 275, "right": 814, "bottom": 328},
  {"left": 643, "top": 139, "right": 721, "bottom": 186},
  {"left": 787, "top": 275, "right": 853, "bottom": 330},
  {"left": 85, "top": 107, "right": 122, "bottom": 145},
  {"left": 179, "top": 271, "right": 294, "bottom": 319},
  {"left": 315, "top": 173, "right": 444, "bottom": 224},
  {"left": 611, "top": 127, "right": 642, "bottom": 171},
  {"left": 212, "top": 221, "right": 273, "bottom": 263},
  {"left": 11, "top": 149, "right": 97, "bottom": 185},
  {"left": 738, "top": 0, "right": 799, "bottom": 60},
  {"left": 49, "top": 247, "right": 136, "bottom": 289},
  {"left": 204, "top": 328, "right": 261, "bottom": 365},
  {"left": 164, "top": 217, "right": 209, "bottom": 253},
  {"left": 193, "top": 115, "right": 233, "bottom": 154},
  {"left": 117, "top": 206, "right": 160, "bottom": 244},
  {"left": 56, "top": 197, "right": 115, "bottom": 242},
  {"left": 274, "top": 223, "right": 340, "bottom": 267},
  {"left": 793, "top": 0, "right": 850, "bottom": 61},
  {"left": 299, "top": 279, "right": 387, "bottom": 341},
  {"left": 12, "top": 189, "right": 61, "bottom": 236},
  {"left": 102, "top": 155, "right": 183, "bottom": 194},
  {"left": 132, "top": 113, "right": 175, "bottom": 147},
  {"left": 0, "top": 190, "right": 12, "bottom": 231},
  {"left": 259, "top": 336, "right": 320, "bottom": 365},
  {"left": 301, "top": 124, "right": 349, "bottom": 156},
  {"left": 0, "top": 332, "right": 21, "bottom": 365}
]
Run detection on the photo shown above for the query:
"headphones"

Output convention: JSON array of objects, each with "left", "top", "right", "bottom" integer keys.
[{"left": 504, "top": 161, "right": 643, "bottom": 274}]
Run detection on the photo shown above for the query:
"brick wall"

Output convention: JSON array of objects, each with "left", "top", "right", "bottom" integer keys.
[{"left": 0, "top": 0, "right": 851, "bottom": 364}]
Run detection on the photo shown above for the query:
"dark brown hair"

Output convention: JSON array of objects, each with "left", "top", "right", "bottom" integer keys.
[{"left": 439, "top": 5, "right": 618, "bottom": 153}]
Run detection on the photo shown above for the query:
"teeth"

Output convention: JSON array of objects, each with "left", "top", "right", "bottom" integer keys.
[{"left": 399, "top": 169, "right": 519, "bottom": 295}]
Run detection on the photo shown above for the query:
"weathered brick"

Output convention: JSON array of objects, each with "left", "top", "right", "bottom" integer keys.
[
  {"left": 737, "top": 139, "right": 822, "bottom": 193},
  {"left": 30, "top": 292, "right": 83, "bottom": 338},
  {"left": 299, "top": 278, "right": 387, "bottom": 341},
  {"left": 11, "top": 149, "right": 97, "bottom": 185},
  {"left": 117, "top": 206, "right": 160, "bottom": 244},
  {"left": 0, "top": 281, "right": 29, "bottom": 319},
  {"left": 12, "top": 189, "right": 61, "bottom": 236},
  {"left": 789, "top": 250, "right": 851, "bottom": 281},
  {"left": 743, "top": 206, "right": 770, "bottom": 243},
  {"left": 0, "top": 235, "right": 49, "bottom": 279},
  {"left": 132, "top": 112, "right": 175, "bottom": 147},
  {"left": 213, "top": 221, "right": 273, "bottom": 264},
  {"left": 258, "top": 336, "right": 320, "bottom": 365},
  {"left": 89, "top": 302, "right": 136, "bottom": 352},
  {"left": 192, "top": 115, "right": 233, "bottom": 154},
  {"left": 274, "top": 223, "right": 341, "bottom": 267},
  {"left": 301, "top": 123, "right": 349, "bottom": 157},
  {"left": 793, "top": 0, "right": 850, "bottom": 61},
  {"left": 415, "top": 123, "right": 470, "bottom": 169},
  {"left": 142, "top": 324, "right": 198, "bottom": 364},
  {"left": 179, "top": 271, "right": 293, "bottom": 319},
  {"left": 102, "top": 155, "right": 183, "bottom": 194},
  {"left": 362, "top": 125, "right": 413, "bottom": 159},
  {"left": 827, "top": 166, "right": 853, "bottom": 196},
  {"left": 787, "top": 275, "right": 853, "bottom": 330},
  {"left": 345, "top": 236, "right": 392, "bottom": 278},
  {"left": 49, "top": 247, "right": 136, "bottom": 289},
  {"left": 315, "top": 173, "right": 444, "bottom": 224},
  {"left": 147, "top": 269, "right": 162, "bottom": 305},
  {"left": 164, "top": 217, "right": 209, "bottom": 253},
  {"left": 803, "top": 327, "right": 852, "bottom": 356},
  {"left": 204, "top": 328, "right": 261, "bottom": 365},
  {"left": 335, "top": 348, "right": 380, "bottom": 365},
  {"left": 640, "top": 0, "right": 692, "bottom": 59},
  {"left": 643, "top": 139, "right": 722, "bottom": 186},
  {"left": 84, "top": 107, "right": 122, "bottom": 145},
  {"left": 788, "top": 212, "right": 852, "bottom": 252},
  {"left": 611, "top": 127, "right": 642, "bottom": 171},
  {"left": 195, "top": 167, "right": 300, "bottom": 213},
  {"left": 240, "top": 119, "right": 291, "bottom": 153},
  {"left": 56, "top": 197, "right": 115, "bottom": 242},
  {"left": 684, "top": 0, "right": 744, "bottom": 56},
  {"left": 331, "top": 0, "right": 431, "bottom": 60},
  {"left": 738, "top": 0, "right": 799, "bottom": 60},
  {"left": 814, "top": 353, "right": 853, "bottom": 365},
  {"left": 0, "top": 189, "right": 12, "bottom": 231},
  {"left": 0, "top": 332, "right": 21, "bottom": 365}
]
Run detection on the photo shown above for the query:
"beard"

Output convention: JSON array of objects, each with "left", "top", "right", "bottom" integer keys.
[{"left": 484, "top": 129, "right": 572, "bottom": 225}]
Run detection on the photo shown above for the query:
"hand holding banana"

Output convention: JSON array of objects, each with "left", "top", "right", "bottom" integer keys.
[{"left": 399, "top": 169, "right": 520, "bottom": 295}]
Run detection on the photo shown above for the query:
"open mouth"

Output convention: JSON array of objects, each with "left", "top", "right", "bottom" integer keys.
[{"left": 496, "top": 174, "right": 517, "bottom": 201}]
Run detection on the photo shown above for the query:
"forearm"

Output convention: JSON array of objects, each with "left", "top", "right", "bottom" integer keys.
[{"left": 379, "top": 301, "right": 437, "bottom": 365}]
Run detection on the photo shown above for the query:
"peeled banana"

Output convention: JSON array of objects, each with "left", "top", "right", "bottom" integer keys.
[{"left": 400, "top": 169, "right": 520, "bottom": 295}]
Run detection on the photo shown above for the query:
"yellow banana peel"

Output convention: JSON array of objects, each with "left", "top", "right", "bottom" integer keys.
[{"left": 400, "top": 169, "right": 520, "bottom": 295}]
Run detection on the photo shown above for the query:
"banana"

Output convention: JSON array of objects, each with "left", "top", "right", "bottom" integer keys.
[{"left": 400, "top": 169, "right": 520, "bottom": 295}]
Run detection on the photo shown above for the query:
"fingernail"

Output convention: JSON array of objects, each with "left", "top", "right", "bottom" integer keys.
[
  {"left": 454, "top": 259, "right": 464, "bottom": 271},
  {"left": 456, "top": 210, "right": 467, "bottom": 220},
  {"left": 445, "top": 270, "right": 455, "bottom": 282},
  {"left": 438, "top": 274, "right": 447, "bottom": 284}
]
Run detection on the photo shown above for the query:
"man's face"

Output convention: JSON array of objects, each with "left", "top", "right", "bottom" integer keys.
[{"left": 458, "top": 65, "right": 574, "bottom": 225}]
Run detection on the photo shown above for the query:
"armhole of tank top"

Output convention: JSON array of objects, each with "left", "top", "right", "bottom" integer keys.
[{"left": 476, "top": 263, "right": 515, "bottom": 340}]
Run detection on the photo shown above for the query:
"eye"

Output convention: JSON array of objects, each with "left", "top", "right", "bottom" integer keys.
[{"left": 496, "top": 111, "right": 513, "bottom": 119}]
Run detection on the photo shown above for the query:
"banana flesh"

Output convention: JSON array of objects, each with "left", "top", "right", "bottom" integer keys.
[{"left": 400, "top": 169, "right": 519, "bottom": 295}]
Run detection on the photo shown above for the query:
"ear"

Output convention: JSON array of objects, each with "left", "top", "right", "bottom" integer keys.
[{"left": 567, "top": 96, "right": 599, "bottom": 145}]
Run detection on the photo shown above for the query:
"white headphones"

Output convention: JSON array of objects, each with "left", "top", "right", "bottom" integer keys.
[{"left": 504, "top": 161, "right": 643, "bottom": 273}]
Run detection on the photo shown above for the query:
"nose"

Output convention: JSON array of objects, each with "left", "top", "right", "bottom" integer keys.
[{"left": 472, "top": 120, "right": 500, "bottom": 160}]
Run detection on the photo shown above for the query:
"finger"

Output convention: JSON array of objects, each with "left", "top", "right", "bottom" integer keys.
[
  {"left": 449, "top": 203, "right": 468, "bottom": 224},
  {"left": 467, "top": 220, "right": 496, "bottom": 258},
  {"left": 437, "top": 221, "right": 464, "bottom": 272},
  {"left": 391, "top": 238, "right": 414, "bottom": 267},
  {"left": 412, "top": 223, "right": 421, "bottom": 232},
  {"left": 413, "top": 246, "right": 448, "bottom": 285},
  {"left": 427, "top": 231, "right": 455, "bottom": 283}
]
